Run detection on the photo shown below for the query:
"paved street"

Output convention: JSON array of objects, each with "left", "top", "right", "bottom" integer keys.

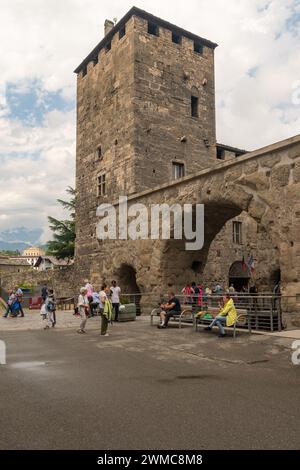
[{"left": 0, "top": 316, "right": 300, "bottom": 450}]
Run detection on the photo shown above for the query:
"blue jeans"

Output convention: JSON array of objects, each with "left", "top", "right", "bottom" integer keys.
[{"left": 209, "top": 316, "right": 226, "bottom": 335}]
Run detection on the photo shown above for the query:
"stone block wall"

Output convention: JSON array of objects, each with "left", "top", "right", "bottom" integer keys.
[
  {"left": 132, "top": 15, "right": 216, "bottom": 189},
  {"left": 0, "top": 266, "right": 75, "bottom": 299}
]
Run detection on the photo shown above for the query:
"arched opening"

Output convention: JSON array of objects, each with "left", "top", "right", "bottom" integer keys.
[
  {"left": 160, "top": 204, "right": 280, "bottom": 294},
  {"left": 114, "top": 263, "right": 141, "bottom": 315},
  {"left": 228, "top": 261, "right": 250, "bottom": 292},
  {"left": 160, "top": 202, "right": 243, "bottom": 292},
  {"left": 115, "top": 263, "right": 140, "bottom": 294}
]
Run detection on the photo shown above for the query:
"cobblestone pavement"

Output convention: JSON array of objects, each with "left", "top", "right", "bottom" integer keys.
[{"left": 0, "top": 309, "right": 101, "bottom": 331}]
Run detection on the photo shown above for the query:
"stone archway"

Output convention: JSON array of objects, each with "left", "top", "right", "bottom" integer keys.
[
  {"left": 77, "top": 135, "right": 300, "bottom": 311},
  {"left": 115, "top": 263, "right": 140, "bottom": 295}
]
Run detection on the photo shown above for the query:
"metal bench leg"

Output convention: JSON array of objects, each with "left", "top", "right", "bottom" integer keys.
[{"left": 233, "top": 323, "right": 236, "bottom": 339}]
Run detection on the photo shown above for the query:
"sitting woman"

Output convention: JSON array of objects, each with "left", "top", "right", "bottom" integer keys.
[{"left": 204, "top": 294, "right": 237, "bottom": 338}]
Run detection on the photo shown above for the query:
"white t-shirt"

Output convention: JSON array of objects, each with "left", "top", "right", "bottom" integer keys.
[
  {"left": 110, "top": 286, "right": 121, "bottom": 304},
  {"left": 78, "top": 294, "right": 88, "bottom": 315},
  {"left": 99, "top": 290, "right": 107, "bottom": 308}
]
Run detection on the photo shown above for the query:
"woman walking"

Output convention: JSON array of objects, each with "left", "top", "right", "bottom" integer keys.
[
  {"left": 77, "top": 287, "right": 89, "bottom": 334},
  {"left": 100, "top": 286, "right": 113, "bottom": 337}
]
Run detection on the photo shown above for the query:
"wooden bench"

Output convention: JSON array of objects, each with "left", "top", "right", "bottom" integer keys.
[
  {"left": 150, "top": 306, "right": 194, "bottom": 328},
  {"left": 195, "top": 308, "right": 250, "bottom": 339}
]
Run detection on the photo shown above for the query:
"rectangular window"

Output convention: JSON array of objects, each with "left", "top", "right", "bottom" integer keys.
[
  {"left": 194, "top": 42, "right": 203, "bottom": 54},
  {"left": 119, "top": 25, "right": 126, "bottom": 39},
  {"left": 233, "top": 221, "right": 242, "bottom": 245},
  {"left": 172, "top": 32, "right": 182, "bottom": 44},
  {"left": 148, "top": 22, "right": 159, "bottom": 36},
  {"left": 191, "top": 96, "right": 199, "bottom": 118},
  {"left": 97, "top": 174, "right": 106, "bottom": 196},
  {"left": 217, "top": 147, "right": 225, "bottom": 160},
  {"left": 172, "top": 162, "right": 185, "bottom": 180}
]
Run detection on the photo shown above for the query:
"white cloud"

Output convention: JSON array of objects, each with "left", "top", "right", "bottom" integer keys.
[{"left": 0, "top": 0, "right": 299, "bottom": 238}]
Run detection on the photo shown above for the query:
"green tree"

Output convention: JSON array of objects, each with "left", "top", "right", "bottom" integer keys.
[{"left": 46, "top": 187, "right": 76, "bottom": 260}]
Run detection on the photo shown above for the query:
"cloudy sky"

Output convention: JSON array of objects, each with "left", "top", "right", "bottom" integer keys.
[{"left": 0, "top": 0, "right": 299, "bottom": 243}]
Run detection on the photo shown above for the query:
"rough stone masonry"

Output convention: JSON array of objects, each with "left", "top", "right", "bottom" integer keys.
[{"left": 73, "top": 7, "right": 300, "bottom": 311}]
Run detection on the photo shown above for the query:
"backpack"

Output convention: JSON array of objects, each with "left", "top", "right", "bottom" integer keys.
[{"left": 47, "top": 300, "right": 56, "bottom": 312}]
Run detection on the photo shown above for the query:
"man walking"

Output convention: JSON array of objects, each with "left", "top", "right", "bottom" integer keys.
[{"left": 110, "top": 280, "right": 121, "bottom": 322}]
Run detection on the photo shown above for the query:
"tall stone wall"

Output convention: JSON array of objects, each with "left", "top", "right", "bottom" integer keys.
[
  {"left": 75, "top": 16, "right": 137, "bottom": 281},
  {"left": 75, "top": 11, "right": 217, "bottom": 283},
  {"left": 133, "top": 15, "right": 216, "bottom": 188},
  {"left": 0, "top": 266, "right": 75, "bottom": 298}
]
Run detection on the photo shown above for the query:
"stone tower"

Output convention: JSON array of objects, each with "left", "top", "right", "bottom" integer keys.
[{"left": 74, "top": 6, "right": 218, "bottom": 280}]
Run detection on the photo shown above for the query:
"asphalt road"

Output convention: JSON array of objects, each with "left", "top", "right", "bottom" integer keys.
[{"left": 0, "top": 319, "right": 300, "bottom": 450}]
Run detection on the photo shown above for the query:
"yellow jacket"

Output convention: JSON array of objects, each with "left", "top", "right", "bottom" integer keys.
[{"left": 219, "top": 298, "right": 237, "bottom": 327}]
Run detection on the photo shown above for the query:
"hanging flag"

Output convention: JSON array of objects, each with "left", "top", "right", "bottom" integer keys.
[{"left": 247, "top": 255, "right": 255, "bottom": 273}]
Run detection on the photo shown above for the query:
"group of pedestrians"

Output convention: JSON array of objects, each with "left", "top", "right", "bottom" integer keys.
[
  {"left": 77, "top": 280, "right": 121, "bottom": 336},
  {"left": 3, "top": 287, "right": 25, "bottom": 318}
]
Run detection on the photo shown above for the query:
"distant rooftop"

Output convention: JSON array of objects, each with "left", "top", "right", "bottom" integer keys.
[
  {"left": 74, "top": 6, "right": 218, "bottom": 74},
  {"left": 34, "top": 256, "right": 74, "bottom": 267},
  {"left": 0, "top": 256, "right": 30, "bottom": 267}
]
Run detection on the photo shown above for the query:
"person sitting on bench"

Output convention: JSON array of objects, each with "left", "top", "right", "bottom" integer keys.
[
  {"left": 204, "top": 294, "right": 237, "bottom": 337},
  {"left": 158, "top": 292, "right": 181, "bottom": 329}
]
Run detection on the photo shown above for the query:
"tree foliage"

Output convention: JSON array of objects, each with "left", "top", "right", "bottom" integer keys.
[{"left": 46, "top": 187, "right": 76, "bottom": 260}]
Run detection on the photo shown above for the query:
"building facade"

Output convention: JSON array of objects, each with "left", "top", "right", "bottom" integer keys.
[{"left": 74, "top": 7, "right": 299, "bottom": 300}]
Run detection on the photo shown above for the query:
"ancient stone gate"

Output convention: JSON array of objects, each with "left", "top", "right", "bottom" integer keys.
[
  {"left": 75, "top": 134, "right": 300, "bottom": 310},
  {"left": 73, "top": 7, "right": 300, "bottom": 312}
]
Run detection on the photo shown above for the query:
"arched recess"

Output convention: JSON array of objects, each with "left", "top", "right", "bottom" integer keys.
[
  {"left": 114, "top": 263, "right": 140, "bottom": 295},
  {"left": 160, "top": 201, "right": 243, "bottom": 290},
  {"left": 159, "top": 199, "right": 280, "bottom": 293},
  {"left": 114, "top": 263, "right": 142, "bottom": 315},
  {"left": 228, "top": 261, "right": 250, "bottom": 292}
]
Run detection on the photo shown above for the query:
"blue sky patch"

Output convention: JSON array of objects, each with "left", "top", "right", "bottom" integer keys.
[
  {"left": 286, "top": 11, "right": 300, "bottom": 35},
  {"left": 6, "top": 79, "right": 74, "bottom": 127},
  {"left": 247, "top": 66, "right": 259, "bottom": 78}
]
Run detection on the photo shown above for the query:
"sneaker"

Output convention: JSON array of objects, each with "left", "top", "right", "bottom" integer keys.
[
  {"left": 218, "top": 333, "right": 226, "bottom": 338},
  {"left": 77, "top": 329, "right": 85, "bottom": 334},
  {"left": 204, "top": 326, "right": 212, "bottom": 331},
  {"left": 44, "top": 326, "right": 50, "bottom": 330}
]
